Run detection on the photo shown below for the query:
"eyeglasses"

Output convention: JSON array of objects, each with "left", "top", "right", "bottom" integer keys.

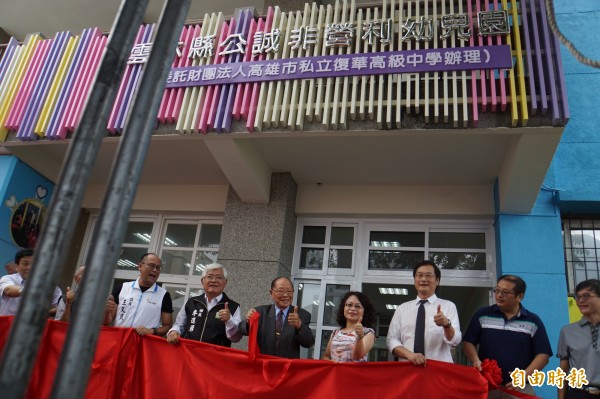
[
  {"left": 415, "top": 273, "right": 436, "bottom": 280},
  {"left": 204, "top": 275, "right": 225, "bottom": 282},
  {"left": 272, "top": 289, "right": 294, "bottom": 296},
  {"left": 574, "top": 293, "right": 599, "bottom": 302},
  {"left": 493, "top": 288, "right": 515, "bottom": 297},
  {"left": 345, "top": 303, "right": 363, "bottom": 310},
  {"left": 142, "top": 262, "right": 162, "bottom": 272}
]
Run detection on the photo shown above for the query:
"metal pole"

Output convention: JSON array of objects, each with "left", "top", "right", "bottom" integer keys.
[
  {"left": 0, "top": 1, "right": 149, "bottom": 398},
  {"left": 51, "top": 0, "right": 190, "bottom": 397}
]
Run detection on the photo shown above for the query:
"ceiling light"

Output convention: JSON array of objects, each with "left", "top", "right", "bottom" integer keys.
[
  {"left": 117, "top": 259, "right": 138, "bottom": 268},
  {"left": 133, "top": 233, "right": 151, "bottom": 243},
  {"left": 386, "top": 304, "right": 399, "bottom": 310},
  {"left": 164, "top": 237, "right": 177, "bottom": 246},
  {"left": 379, "top": 287, "right": 409, "bottom": 295}
]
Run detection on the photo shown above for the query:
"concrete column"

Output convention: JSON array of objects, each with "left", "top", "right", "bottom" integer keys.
[{"left": 218, "top": 173, "right": 297, "bottom": 348}]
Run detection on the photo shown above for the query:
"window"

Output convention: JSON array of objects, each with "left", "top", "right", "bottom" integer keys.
[
  {"left": 116, "top": 221, "right": 155, "bottom": 271},
  {"left": 294, "top": 279, "right": 356, "bottom": 360},
  {"left": 563, "top": 218, "right": 600, "bottom": 293},
  {"left": 81, "top": 214, "right": 222, "bottom": 308},
  {"left": 296, "top": 281, "right": 320, "bottom": 359},
  {"left": 368, "top": 231, "right": 424, "bottom": 270},
  {"left": 293, "top": 218, "right": 494, "bottom": 359},
  {"left": 161, "top": 222, "right": 222, "bottom": 276},
  {"left": 297, "top": 223, "right": 357, "bottom": 275},
  {"left": 368, "top": 230, "right": 486, "bottom": 271},
  {"left": 429, "top": 232, "right": 486, "bottom": 271}
]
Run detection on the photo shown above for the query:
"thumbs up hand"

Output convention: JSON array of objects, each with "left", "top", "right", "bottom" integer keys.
[
  {"left": 354, "top": 317, "right": 364, "bottom": 340},
  {"left": 218, "top": 302, "right": 231, "bottom": 322},
  {"left": 287, "top": 305, "right": 302, "bottom": 329},
  {"left": 433, "top": 304, "right": 449, "bottom": 327},
  {"left": 105, "top": 296, "right": 116, "bottom": 314},
  {"left": 65, "top": 286, "right": 75, "bottom": 305}
]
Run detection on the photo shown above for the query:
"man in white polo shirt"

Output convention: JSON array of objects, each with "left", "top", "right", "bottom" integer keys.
[
  {"left": 104, "top": 253, "right": 173, "bottom": 336},
  {"left": 0, "top": 248, "right": 62, "bottom": 316}
]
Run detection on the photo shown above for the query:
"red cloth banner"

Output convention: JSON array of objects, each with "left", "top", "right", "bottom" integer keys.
[
  {"left": 0, "top": 316, "right": 491, "bottom": 398},
  {"left": 481, "top": 359, "right": 542, "bottom": 399}
]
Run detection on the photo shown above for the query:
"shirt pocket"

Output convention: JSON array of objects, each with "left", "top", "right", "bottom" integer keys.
[{"left": 426, "top": 320, "right": 444, "bottom": 335}]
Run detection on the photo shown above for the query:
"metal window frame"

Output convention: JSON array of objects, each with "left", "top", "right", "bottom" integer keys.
[{"left": 562, "top": 218, "right": 600, "bottom": 294}]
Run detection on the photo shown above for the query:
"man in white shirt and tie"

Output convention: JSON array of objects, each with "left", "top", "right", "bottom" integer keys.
[{"left": 386, "top": 260, "right": 461, "bottom": 366}]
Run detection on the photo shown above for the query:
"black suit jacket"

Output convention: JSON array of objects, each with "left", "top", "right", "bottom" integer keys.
[{"left": 240, "top": 304, "right": 315, "bottom": 359}]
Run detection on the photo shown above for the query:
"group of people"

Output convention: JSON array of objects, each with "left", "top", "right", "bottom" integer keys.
[
  {"left": 385, "top": 260, "right": 599, "bottom": 399},
  {"left": 1, "top": 251, "right": 598, "bottom": 399}
]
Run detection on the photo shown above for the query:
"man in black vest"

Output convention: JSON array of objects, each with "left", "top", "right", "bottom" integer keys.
[{"left": 167, "top": 263, "right": 241, "bottom": 347}]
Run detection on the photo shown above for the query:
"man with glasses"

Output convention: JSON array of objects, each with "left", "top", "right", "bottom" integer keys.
[
  {"left": 386, "top": 260, "right": 461, "bottom": 366},
  {"left": 167, "top": 263, "right": 242, "bottom": 347},
  {"left": 463, "top": 275, "right": 552, "bottom": 398},
  {"left": 104, "top": 253, "right": 173, "bottom": 336},
  {"left": 239, "top": 276, "right": 314, "bottom": 358},
  {"left": 557, "top": 279, "right": 600, "bottom": 398}
]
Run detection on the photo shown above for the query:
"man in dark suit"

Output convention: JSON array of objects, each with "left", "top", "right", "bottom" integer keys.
[{"left": 240, "top": 276, "right": 314, "bottom": 358}]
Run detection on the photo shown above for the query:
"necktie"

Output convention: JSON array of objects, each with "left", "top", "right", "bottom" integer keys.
[
  {"left": 591, "top": 323, "right": 599, "bottom": 350},
  {"left": 276, "top": 310, "right": 284, "bottom": 346},
  {"left": 414, "top": 300, "right": 427, "bottom": 355}
]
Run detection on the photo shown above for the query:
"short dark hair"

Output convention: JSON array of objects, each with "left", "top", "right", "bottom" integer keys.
[
  {"left": 575, "top": 279, "right": 600, "bottom": 297},
  {"left": 15, "top": 248, "right": 34, "bottom": 264},
  {"left": 336, "top": 291, "right": 375, "bottom": 328},
  {"left": 413, "top": 260, "right": 441, "bottom": 281},
  {"left": 271, "top": 276, "right": 293, "bottom": 290},
  {"left": 140, "top": 252, "right": 160, "bottom": 262},
  {"left": 498, "top": 275, "right": 527, "bottom": 296}
]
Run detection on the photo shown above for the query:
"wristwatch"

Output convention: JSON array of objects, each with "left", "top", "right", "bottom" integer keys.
[{"left": 443, "top": 319, "right": 452, "bottom": 329}]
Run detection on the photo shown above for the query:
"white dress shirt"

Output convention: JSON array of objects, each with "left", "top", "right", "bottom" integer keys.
[
  {"left": 386, "top": 294, "right": 462, "bottom": 363},
  {"left": 169, "top": 293, "right": 242, "bottom": 342},
  {"left": 0, "top": 273, "right": 61, "bottom": 316}
]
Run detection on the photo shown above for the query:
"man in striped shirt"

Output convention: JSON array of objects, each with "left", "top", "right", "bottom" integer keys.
[{"left": 463, "top": 274, "right": 552, "bottom": 398}]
